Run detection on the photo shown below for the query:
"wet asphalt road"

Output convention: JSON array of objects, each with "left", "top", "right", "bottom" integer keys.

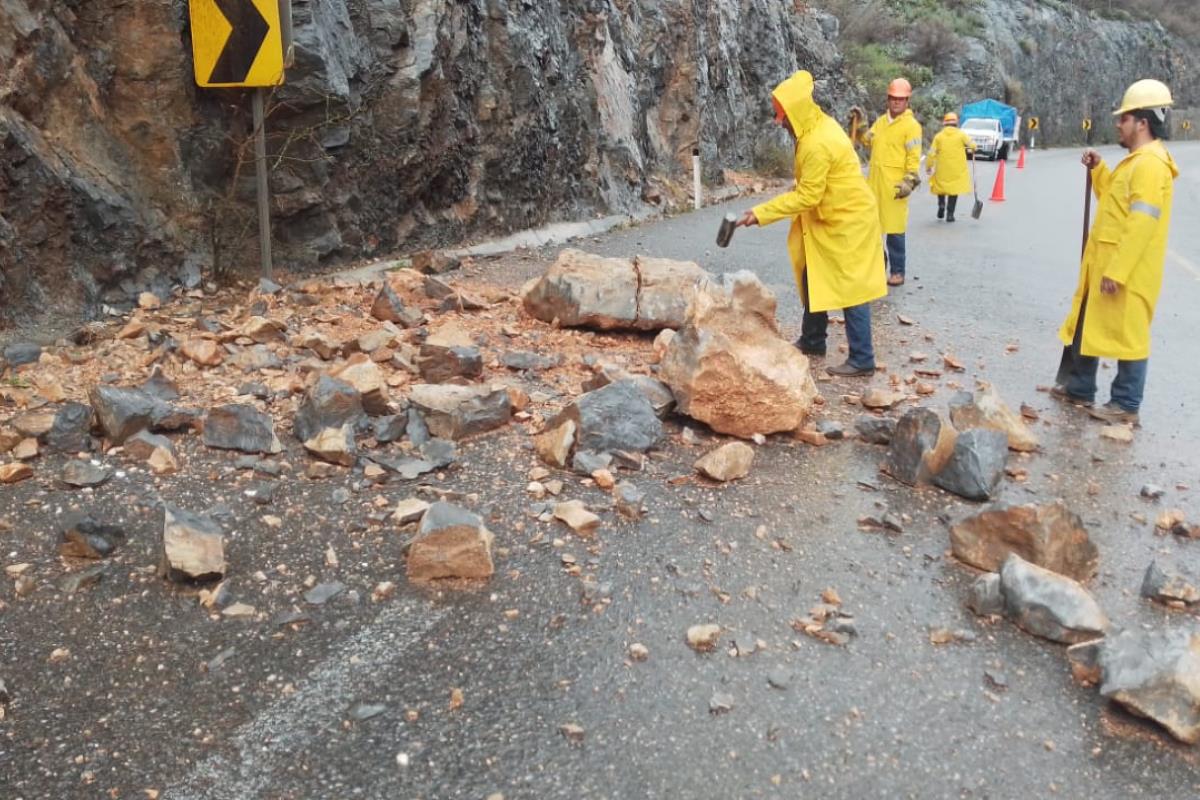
[{"left": 4, "top": 143, "right": 1200, "bottom": 799}]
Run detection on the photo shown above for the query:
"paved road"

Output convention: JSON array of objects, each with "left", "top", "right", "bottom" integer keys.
[{"left": 4, "top": 143, "right": 1200, "bottom": 799}]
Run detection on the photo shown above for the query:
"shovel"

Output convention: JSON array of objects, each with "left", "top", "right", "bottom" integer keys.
[{"left": 970, "top": 154, "right": 984, "bottom": 219}]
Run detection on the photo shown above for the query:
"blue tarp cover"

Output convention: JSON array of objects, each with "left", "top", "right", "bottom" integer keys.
[{"left": 960, "top": 99, "right": 1018, "bottom": 138}]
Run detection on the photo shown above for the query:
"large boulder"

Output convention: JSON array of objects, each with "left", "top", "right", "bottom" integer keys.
[
  {"left": 523, "top": 249, "right": 639, "bottom": 330},
  {"left": 948, "top": 386, "right": 1039, "bottom": 452},
  {"left": 330, "top": 355, "right": 391, "bottom": 415},
  {"left": 408, "top": 384, "right": 511, "bottom": 440},
  {"left": 886, "top": 408, "right": 957, "bottom": 486},
  {"left": 406, "top": 502, "right": 494, "bottom": 581},
  {"left": 522, "top": 250, "right": 713, "bottom": 331},
  {"left": 88, "top": 386, "right": 167, "bottom": 445},
  {"left": 659, "top": 272, "right": 816, "bottom": 438},
  {"left": 999, "top": 554, "right": 1109, "bottom": 644},
  {"left": 1097, "top": 627, "right": 1200, "bottom": 745},
  {"left": 159, "top": 507, "right": 226, "bottom": 582},
  {"left": 931, "top": 428, "right": 1008, "bottom": 501},
  {"left": 294, "top": 376, "right": 364, "bottom": 443},
  {"left": 202, "top": 405, "right": 282, "bottom": 455},
  {"left": 543, "top": 380, "right": 662, "bottom": 456},
  {"left": 951, "top": 501, "right": 1099, "bottom": 582}
]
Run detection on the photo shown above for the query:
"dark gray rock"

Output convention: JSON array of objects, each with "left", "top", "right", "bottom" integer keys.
[
  {"left": 203, "top": 405, "right": 282, "bottom": 454},
  {"left": 47, "top": 403, "right": 94, "bottom": 453},
  {"left": 406, "top": 410, "right": 430, "bottom": 447},
  {"left": 1140, "top": 561, "right": 1200, "bottom": 606},
  {"left": 815, "top": 420, "right": 845, "bottom": 440},
  {"left": 237, "top": 382, "right": 271, "bottom": 399},
  {"left": 572, "top": 450, "right": 614, "bottom": 476},
  {"left": 417, "top": 344, "right": 483, "bottom": 384},
  {"left": 370, "top": 283, "right": 422, "bottom": 327},
  {"left": 304, "top": 581, "right": 346, "bottom": 605},
  {"left": 999, "top": 554, "right": 1109, "bottom": 644},
  {"left": 3, "top": 342, "right": 42, "bottom": 367},
  {"left": 419, "top": 439, "right": 458, "bottom": 469},
  {"left": 854, "top": 417, "right": 892, "bottom": 448},
  {"left": 249, "top": 481, "right": 279, "bottom": 506},
  {"left": 408, "top": 384, "right": 511, "bottom": 440},
  {"left": 348, "top": 702, "right": 387, "bottom": 722},
  {"left": 61, "top": 461, "right": 111, "bottom": 488},
  {"left": 966, "top": 572, "right": 1005, "bottom": 616},
  {"left": 372, "top": 413, "right": 408, "bottom": 444},
  {"left": 370, "top": 455, "right": 436, "bottom": 481},
  {"left": 767, "top": 668, "right": 792, "bottom": 690},
  {"left": 139, "top": 367, "right": 181, "bottom": 401},
  {"left": 59, "top": 564, "right": 107, "bottom": 595},
  {"left": 60, "top": 518, "right": 125, "bottom": 559},
  {"left": 932, "top": 428, "right": 1008, "bottom": 501},
  {"left": 124, "top": 430, "right": 176, "bottom": 461},
  {"left": 423, "top": 275, "right": 455, "bottom": 300},
  {"left": 886, "top": 408, "right": 954, "bottom": 485},
  {"left": 614, "top": 481, "right": 646, "bottom": 519},
  {"left": 548, "top": 379, "right": 662, "bottom": 455},
  {"left": 709, "top": 692, "right": 735, "bottom": 715},
  {"left": 1097, "top": 627, "right": 1200, "bottom": 744},
  {"left": 1140, "top": 483, "right": 1165, "bottom": 500},
  {"left": 501, "top": 351, "right": 563, "bottom": 372},
  {"left": 294, "top": 376, "right": 364, "bottom": 443},
  {"left": 629, "top": 375, "right": 676, "bottom": 419},
  {"left": 88, "top": 385, "right": 164, "bottom": 445}
]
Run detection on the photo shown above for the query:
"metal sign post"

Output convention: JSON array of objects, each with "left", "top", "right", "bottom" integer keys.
[
  {"left": 251, "top": 88, "right": 273, "bottom": 280},
  {"left": 189, "top": 0, "right": 287, "bottom": 280}
]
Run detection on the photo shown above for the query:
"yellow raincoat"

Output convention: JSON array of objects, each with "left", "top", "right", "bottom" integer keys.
[
  {"left": 927, "top": 127, "right": 975, "bottom": 196},
  {"left": 752, "top": 71, "right": 886, "bottom": 313},
  {"left": 859, "top": 110, "right": 923, "bottom": 234},
  {"left": 1058, "top": 139, "right": 1178, "bottom": 360}
]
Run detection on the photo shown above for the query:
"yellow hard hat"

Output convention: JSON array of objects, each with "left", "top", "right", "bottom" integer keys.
[
  {"left": 942, "top": 112, "right": 958, "bottom": 125},
  {"left": 887, "top": 78, "right": 913, "bottom": 99},
  {"left": 1113, "top": 79, "right": 1173, "bottom": 116}
]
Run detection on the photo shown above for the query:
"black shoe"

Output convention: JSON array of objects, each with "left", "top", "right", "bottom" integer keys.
[
  {"left": 826, "top": 361, "right": 874, "bottom": 377},
  {"left": 937, "top": 207, "right": 945, "bottom": 219},
  {"left": 794, "top": 340, "right": 826, "bottom": 357},
  {"left": 946, "top": 214, "right": 955, "bottom": 223}
]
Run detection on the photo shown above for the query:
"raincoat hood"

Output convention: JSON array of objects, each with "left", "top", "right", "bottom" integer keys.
[
  {"left": 1133, "top": 139, "right": 1180, "bottom": 179},
  {"left": 771, "top": 70, "right": 822, "bottom": 136}
]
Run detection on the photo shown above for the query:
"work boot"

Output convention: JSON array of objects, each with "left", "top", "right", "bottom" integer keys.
[
  {"left": 946, "top": 213, "right": 955, "bottom": 223},
  {"left": 826, "top": 361, "right": 874, "bottom": 378},
  {"left": 1049, "top": 385, "right": 1093, "bottom": 408},
  {"left": 937, "top": 205, "right": 945, "bottom": 220},
  {"left": 1087, "top": 402, "right": 1140, "bottom": 426},
  {"left": 794, "top": 341, "right": 826, "bottom": 358}
]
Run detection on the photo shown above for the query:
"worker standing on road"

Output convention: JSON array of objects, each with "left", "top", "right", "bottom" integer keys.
[
  {"left": 850, "top": 78, "right": 923, "bottom": 286},
  {"left": 736, "top": 70, "right": 886, "bottom": 378},
  {"left": 1052, "top": 79, "right": 1178, "bottom": 425},
  {"left": 926, "top": 112, "right": 976, "bottom": 222}
]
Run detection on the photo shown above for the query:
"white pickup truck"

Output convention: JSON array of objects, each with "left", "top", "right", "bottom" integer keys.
[{"left": 962, "top": 118, "right": 1011, "bottom": 161}]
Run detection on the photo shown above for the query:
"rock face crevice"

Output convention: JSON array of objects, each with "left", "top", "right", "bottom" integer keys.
[{"left": 0, "top": 0, "right": 853, "bottom": 324}]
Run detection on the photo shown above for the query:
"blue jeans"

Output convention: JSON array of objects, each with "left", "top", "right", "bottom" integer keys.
[
  {"left": 1055, "top": 298, "right": 1148, "bottom": 411},
  {"left": 798, "top": 273, "right": 876, "bottom": 369},
  {"left": 886, "top": 233, "right": 906, "bottom": 276}
]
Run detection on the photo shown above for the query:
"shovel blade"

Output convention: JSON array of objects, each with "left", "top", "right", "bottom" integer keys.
[{"left": 971, "top": 198, "right": 984, "bottom": 219}]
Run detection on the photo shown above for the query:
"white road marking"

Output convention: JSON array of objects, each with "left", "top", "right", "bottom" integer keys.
[
  {"left": 1168, "top": 248, "right": 1200, "bottom": 281},
  {"left": 167, "top": 602, "right": 447, "bottom": 799}
]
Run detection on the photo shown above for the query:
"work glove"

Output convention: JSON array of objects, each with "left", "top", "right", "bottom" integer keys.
[
  {"left": 848, "top": 106, "right": 866, "bottom": 125},
  {"left": 894, "top": 172, "right": 920, "bottom": 199}
]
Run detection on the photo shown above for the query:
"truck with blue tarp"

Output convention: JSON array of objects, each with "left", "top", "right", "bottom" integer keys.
[{"left": 959, "top": 99, "right": 1021, "bottom": 161}]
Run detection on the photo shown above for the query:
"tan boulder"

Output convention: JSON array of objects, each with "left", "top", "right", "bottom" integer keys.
[
  {"left": 951, "top": 501, "right": 1099, "bottom": 581},
  {"left": 0, "top": 463, "right": 33, "bottom": 483},
  {"left": 331, "top": 354, "right": 391, "bottom": 414},
  {"left": 660, "top": 272, "right": 816, "bottom": 438},
  {"left": 948, "top": 385, "right": 1039, "bottom": 452},
  {"left": 694, "top": 442, "right": 755, "bottom": 482},
  {"left": 406, "top": 503, "right": 494, "bottom": 581},
  {"left": 304, "top": 425, "right": 357, "bottom": 466},
  {"left": 181, "top": 338, "right": 223, "bottom": 367},
  {"left": 534, "top": 420, "right": 576, "bottom": 468}
]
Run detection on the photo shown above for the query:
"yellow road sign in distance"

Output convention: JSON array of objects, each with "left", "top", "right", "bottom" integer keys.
[
  {"left": 1183, "top": 120, "right": 1193, "bottom": 131},
  {"left": 1028, "top": 117, "right": 1039, "bottom": 131},
  {"left": 190, "top": 0, "right": 285, "bottom": 88},
  {"left": 1082, "top": 118, "right": 1093, "bottom": 131}
]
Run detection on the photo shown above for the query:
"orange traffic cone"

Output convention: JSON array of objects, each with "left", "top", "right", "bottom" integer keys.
[
  {"left": 1017, "top": 146, "right": 1026, "bottom": 170},
  {"left": 989, "top": 159, "right": 1007, "bottom": 202}
]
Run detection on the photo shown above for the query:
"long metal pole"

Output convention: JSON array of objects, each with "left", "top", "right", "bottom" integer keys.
[
  {"left": 252, "top": 88, "right": 273, "bottom": 280},
  {"left": 1081, "top": 170, "right": 1093, "bottom": 259}
]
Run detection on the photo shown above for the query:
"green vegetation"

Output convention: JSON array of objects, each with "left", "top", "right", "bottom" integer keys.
[{"left": 1070, "top": 1, "right": 1198, "bottom": 39}]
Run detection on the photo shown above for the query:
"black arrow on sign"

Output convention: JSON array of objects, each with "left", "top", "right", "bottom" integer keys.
[{"left": 208, "top": 0, "right": 270, "bottom": 84}]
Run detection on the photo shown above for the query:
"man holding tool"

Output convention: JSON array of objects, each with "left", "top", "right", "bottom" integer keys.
[
  {"left": 736, "top": 69, "right": 885, "bottom": 377},
  {"left": 1052, "top": 79, "right": 1178, "bottom": 425},
  {"left": 850, "top": 78, "right": 923, "bottom": 286}
]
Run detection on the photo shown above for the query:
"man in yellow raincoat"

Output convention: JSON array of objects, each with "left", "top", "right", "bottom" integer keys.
[
  {"left": 1053, "top": 79, "right": 1178, "bottom": 425},
  {"left": 850, "top": 78, "right": 923, "bottom": 286},
  {"left": 926, "top": 112, "right": 976, "bottom": 222},
  {"left": 736, "top": 70, "right": 886, "bottom": 377}
]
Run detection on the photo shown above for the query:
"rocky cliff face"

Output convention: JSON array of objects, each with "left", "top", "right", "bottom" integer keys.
[
  {"left": 926, "top": 0, "right": 1199, "bottom": 146},
  {"left": 0, "top": 0, "right": 853, "bottom": 325}
]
